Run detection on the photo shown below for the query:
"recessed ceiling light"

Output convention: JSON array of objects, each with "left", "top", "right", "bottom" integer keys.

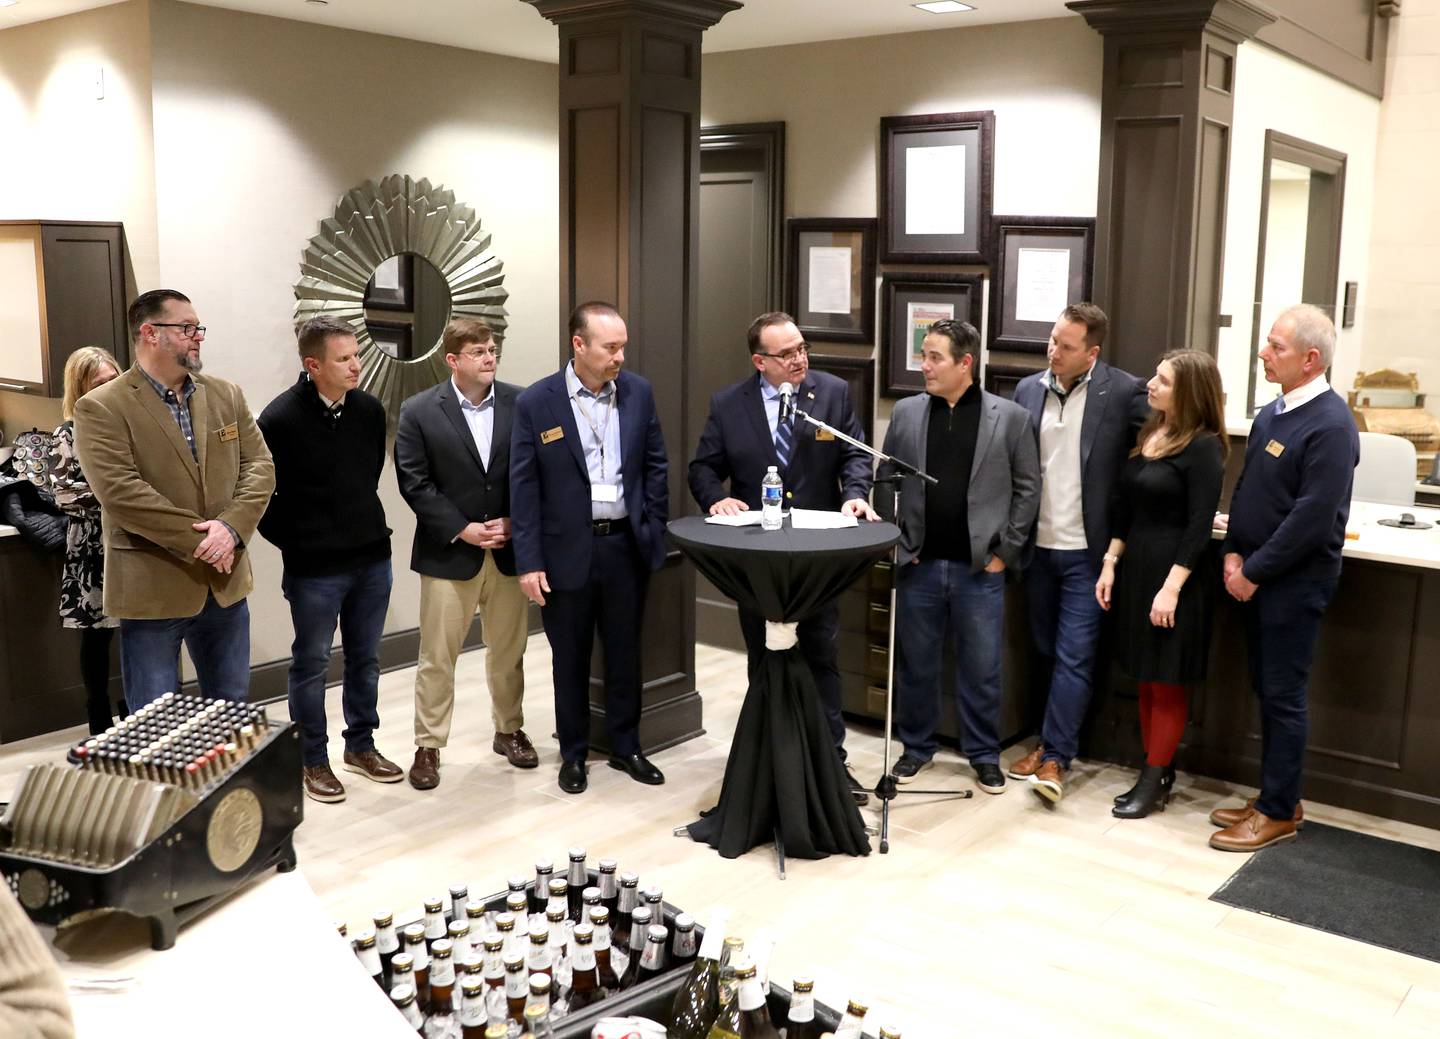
[
  {"left": 304, "top": 0, "right": 328, "bottom": 6},
  {"left": 914, "top": 1, "right": 976, "bottom": 12},
  {"left": 0, "top": 1, "right": 21, "bottom": 9}
]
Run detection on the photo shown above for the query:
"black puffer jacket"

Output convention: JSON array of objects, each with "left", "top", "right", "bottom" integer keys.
[{"left": 0, "top": 473, "right": 67, "bottom": 553}]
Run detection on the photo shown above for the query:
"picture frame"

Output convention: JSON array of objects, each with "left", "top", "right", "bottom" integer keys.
[
  {"left": 808, "top": 353, "right": 876, "bottom": 442},
  {"left": 365, "top": 253, "right": 414, "bottom": 311},
  {"left": 367, "top": 319, "right": 414, "bottom": 360},
  {"left": 880, "top": 110, "right": 995, "bottom": 265},
  {"left": 983, "top": 362, "right": 1041, "bottom": 402},
  {"left": 989, "top": 216, "right": 1096, "bottom": 355},
  {"left": 880, "top": 272, "right": 985, "bottom": 398},
  {"left": 786, "top": 218, "right": 877, "bottom": 344}
]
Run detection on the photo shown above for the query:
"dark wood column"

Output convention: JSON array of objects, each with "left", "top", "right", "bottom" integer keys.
[
  {"left": 525, "top": 0, "right": 741, "bottom": 754},
  {"left": 1068, "top": 0, "right": 1273, "bottom": 375}
]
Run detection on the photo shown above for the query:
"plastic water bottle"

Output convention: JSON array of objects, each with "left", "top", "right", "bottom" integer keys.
[{"left": 761, "top": 466, "right": 783, "bottom": 531}]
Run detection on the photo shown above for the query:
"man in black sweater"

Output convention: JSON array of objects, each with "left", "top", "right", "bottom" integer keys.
[
  {"left": 1212, "top": 304, "right": 1359, "bottom": 851},
  {"left": 258, "top": 316, "right": 400, "bottom": 804}
]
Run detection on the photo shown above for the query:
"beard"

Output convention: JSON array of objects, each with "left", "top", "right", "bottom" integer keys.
[{"left": 176, "top": 347, "right": 203, "bottom": 374}]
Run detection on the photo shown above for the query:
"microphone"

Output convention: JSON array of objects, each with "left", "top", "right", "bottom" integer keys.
[{"left": 778, "top": 381, "right": 794, "bottom": 421}]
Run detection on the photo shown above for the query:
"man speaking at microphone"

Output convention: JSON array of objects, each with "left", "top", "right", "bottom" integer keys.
[{"left": 689, "top": 311, "right": 875, "bottom": 801}]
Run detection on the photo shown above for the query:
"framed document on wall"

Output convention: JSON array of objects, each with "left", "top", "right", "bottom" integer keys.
[
  {"left": 879, "top": 272, "right": 984, "bottom": 398},
  {"left": 786, "top": 219, "right": 877, "bottom": 344},
  {"left": 808, "top": 353, "right": 876, "bottom": 442},
  {"left": 880, "top": 111, "right": 995, "bottom": 265},
  {"left": 989, "top": 216, "right": 1095, "bottom": 354}
]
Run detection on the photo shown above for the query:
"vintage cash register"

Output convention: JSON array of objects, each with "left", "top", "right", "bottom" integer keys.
[{"left": 1348, "top": 369, "right": 1440, "bottom": 481}]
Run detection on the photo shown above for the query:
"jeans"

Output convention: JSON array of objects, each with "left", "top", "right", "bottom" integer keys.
[
  {"left": 1243, "top": 575, "right": 1336, "bottom": 820},
  {"left": 120, "top": 592, "right": 251, "bottom": 708},
  {"left": 895, "top": 558, "right": 1006, "bottom": 764},
  {"left": 1027, "top": 547, "right": 1105, "bottom": 767},
  {"left": 282, "top": 558, "right": 393, "bottom": 767}
]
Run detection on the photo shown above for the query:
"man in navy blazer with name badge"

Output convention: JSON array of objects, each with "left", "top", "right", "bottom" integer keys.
[
  {"left": 510, "top": 301, "right": 670, "bottom": 795},
  {"left": 688, "top": 310, "right": 875, "bottom": 801},
  {"left": 1009, "top": 303, "right": 1148, "bottom": 804}
]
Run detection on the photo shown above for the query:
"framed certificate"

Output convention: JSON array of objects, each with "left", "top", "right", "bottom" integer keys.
[
  {"left": 880, "top": 272, "right": 984, "bottom": 398},
  {"left": 880, "top": 111, "right": 995, "bottom": 265},
  {"left": 786, "top": 218, "right": 877, "bottom": 344},
  {"left": 808, "top": 353, "right": 876, "bottom": 442},
  {"left": 989, "top": 216, "right": 1095, "bottom": 354}
]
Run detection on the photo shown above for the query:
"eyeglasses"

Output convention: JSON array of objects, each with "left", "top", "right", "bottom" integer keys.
[
  {"left": 151, "top": 323, "right": 206, "bottom": 339},
  {"left": 757, "top": 344, "right": 808, "bottom": 363},
  {"left": 457, "top": 346, "right": 502, "bottom": 360}
]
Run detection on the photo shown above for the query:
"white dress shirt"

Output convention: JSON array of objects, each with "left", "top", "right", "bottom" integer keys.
[
  {"left": 565, "top": 362, "right": 626, "bottom": 520},
  {"left": 453, "top": 377, "right": 495, "bottom": 469}
]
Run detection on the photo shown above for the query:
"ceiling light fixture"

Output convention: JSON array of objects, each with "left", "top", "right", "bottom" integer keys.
[
  {"left": 0, "top": 1, "right": 21, "bottom": 9},
  {"left": 304, "top": 0, "right": 328, "bottom": 6},
  {"left": 914, "top": 1, "right": 976, "bottom": 13}
]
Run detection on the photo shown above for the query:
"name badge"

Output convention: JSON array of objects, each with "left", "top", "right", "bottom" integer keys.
[
  {"left": 217, "top": 423, "right": 239, "bottom": 443},
  {"left": 1265, "top": 439, "right": 1285, "bottom": 458},
  {"left": 540, "top": 426, "right": 565, "bottom": 445},
  {"left": 815, "top": 428, "right": 835, "bottom": 441},
  {"left": 591, "top": 484, "right": 619, "bottom": 503}
]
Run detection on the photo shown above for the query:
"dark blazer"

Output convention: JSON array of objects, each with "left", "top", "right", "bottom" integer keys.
[
  {"left": 688, "top": 370, "right": 872, "bottom": 512},
  {"left": 394, "top": 378, "right": 521, "bottom": 579},
  {"left": 1013, "top": 360, "right": 1149, "bottom": 565},
  {"left": 510, "top": 368, "right": 669, "bottom": 591},
  {"left": 878, "top": 389, "right": 1041, "bottom": 570}
]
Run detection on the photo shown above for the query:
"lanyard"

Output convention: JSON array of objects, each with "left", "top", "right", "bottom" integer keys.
[{"left": 573, "top": 385, "right": 615, "bottom": 481}]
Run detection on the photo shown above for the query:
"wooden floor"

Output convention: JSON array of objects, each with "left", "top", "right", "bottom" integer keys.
[{"left": 6, "top": 635, "right": 1440, "bottom": 1037}]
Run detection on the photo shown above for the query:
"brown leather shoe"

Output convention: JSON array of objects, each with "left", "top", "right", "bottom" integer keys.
[
  {"left": 1209, "top": 807, "right": 1298, "bottom": 851},
  {"left": 1031, "top": 759, "right": 1064, "bottom": 803},
  {"left": 493, "top": 730, "right": 540, "bottom": 769},
  {"left": 1210, "top": 798, "right": 1304, "bottom": 829},
  {"left": 408, "top": 747, "right": 440, "bottom": 790},
  {"left": 302, "top": 764, "right": 346, "bottom": 803},
  {"left": 1007, "top": 743, "right": 1045, "bottom": 780},
  {"left": 342, "top": 749, "right": 404, "bottom": 784}
]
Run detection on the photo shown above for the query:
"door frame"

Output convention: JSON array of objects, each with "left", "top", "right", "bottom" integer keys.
[{"left": 700, "top": 122, "right": 786, "bottom": 311}]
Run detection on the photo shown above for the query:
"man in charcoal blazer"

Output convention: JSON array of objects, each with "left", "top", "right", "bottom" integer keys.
[{"left": 878, "top": 320, "right": 1040, "bottom": 794}]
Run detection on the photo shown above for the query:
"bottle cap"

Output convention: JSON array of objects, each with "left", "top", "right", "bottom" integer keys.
[
  {"left": 675, "top": 912, "right": 695, "bottom": 929},
  {"left": 846, "top": 999, "right": 870, "bottom": 1016},
  {"left": 372, "top": 910, "right": 393, "bottom": 927},
  {"left": 569, "top": 846, "right": 586, "bottom": 861},
  {"left": 390, "top": 983, "right": 417, "bottom": 1006},
  {"left": 572, "top": 923, "right": 594, "bottom": 943},
  {"left": 792, "top": 976, "right": 814, "bottom": 992}
]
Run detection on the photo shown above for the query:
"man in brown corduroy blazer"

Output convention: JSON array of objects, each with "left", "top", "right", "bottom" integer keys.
[{"left": 74, "top": 289, "right": 274, "bottom": 709}]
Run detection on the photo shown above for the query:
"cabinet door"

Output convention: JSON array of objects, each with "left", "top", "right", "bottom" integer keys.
[
  {"left": 0, "top": 224, "right": 50, "bottom": 393},
  {"left": 41, "top": 223, "right": 129, "bottom": 396}
]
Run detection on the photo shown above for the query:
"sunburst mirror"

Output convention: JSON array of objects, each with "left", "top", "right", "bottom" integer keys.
[{"left": 293, "top": 174, "right": 509, "bottom": 436}]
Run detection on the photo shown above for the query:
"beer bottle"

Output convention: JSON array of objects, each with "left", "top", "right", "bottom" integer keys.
[
  {"left": 448, "top": 883, "right": 470, "bottom": 924},
  {"left": 706, "top": 971, "right": 742, "bottom": 1039},
  {"left": 353, "top": 928, "right": 383, "bottom": 989},
  {"left": 505, "top": 891, "right": 530, "bottom": 937},
  {"left": 597, "top": 858, "right": 619, "bottom": 918},
  {"left": 423, "top": 896, "right": 448, "bottom": 951},
  {"left": 785, "top": 978, "right": 819, "bottom": 1039},
  {"left": 485, "top": 1023, "right": 509, "bottom": 1039},
  {"left": 566, "top": 922, "right": 606, "bottom": 1011},
  {"left": 616, "top": 905, "right": 652, "bottom": 990},
  {"left": 503, "top": 953, "right": 528, "bottom": 1025},
  {"left": 448, "top": 918, "right": 473, "bottom": 962},
  {"left": 524, "top": 1002, "right": 558, "bottom": 1039},
  {"left": 527, "top": 973, "right": 552, "bottom": 1014},
  {"left": 465, "top": 899, "right": 488, "bottom": 938},
  {"left": 545, "top": 906, "right": 572, "bottom": 1000},
  {"left": 481, "top": 934, "right": 505, "bottom": 991},
  {"left": 671, "top": 912, "right": 698, "bottom": 969},
  {"left": 402, "top": 923, "right": 431, "bottom": 1012},
  {"left": 391, "top": 982, "right": 426, "bottom": 1034},
  {"left": 526, "top": 923, "right": 553, "bottom": 986},
  {"left": 493, "top": 911, "right": 519, "bottom": 959},
  {"left": 460, "top": 978, "right": 488, "bottom": 1039},
  {"left": 458, "top": 952, "right": 484, "bottom": 1011},
  {"left": 636, "top": 924, "right": 670, "bottom": 987},
  {"left": 614, "top": 871, "right": 640, "bottom": 946},
  {"left": 581, "top": 886, "right": 603, "bottom": 925},
  {"left": 669, "top": 913, "right": 729, "bottom": 1039},
  {"left": 336, "top": 920, "right": 348, "bottom": 940},
  {"left": 640, "top": 885, "right": 664, "bottom": 935},
  {"left": 832, "top": 999, "right": 868, "bottom": 1039},
  {"left": 565, "top": 846, "right": 588, "bottom": 922},
  {"left": 877, "top": 1027, "right": 902, "bottom": 1039},
  {"left": 428, "top": 938, "right": 456, "bottom": 1021},
  {"left": 588, "top": 906, "right": 623, "bottom": 992},
  {"left": 374, "top": 910, "right": 400, "bottom": 988},
  {"left": 531, "top": 858, "right": 554, "bottom": 918},
  {"left": 390, "top": 952, "right": 416, "bottom": 998},
  {"left": 733, "top": 959, "right": 779, "bottom": 1039},
  {"left": 546, "top": 877, "right": 569, "bottom": 924}
]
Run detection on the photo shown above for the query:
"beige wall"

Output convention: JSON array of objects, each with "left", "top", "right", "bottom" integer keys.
[
  {"left": 1361, "top": 0, "right": 1440, "bottom": 408},
  {"left": 701, "top": 18, "right": 1103, "bottom": 438},
  {"left": 0, "top": 0, "right": 160, "bottom": 436}
]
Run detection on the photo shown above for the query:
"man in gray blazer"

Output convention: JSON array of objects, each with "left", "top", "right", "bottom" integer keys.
[{"left": 877, "top": 320, "right": 1040, "bottom": 793}]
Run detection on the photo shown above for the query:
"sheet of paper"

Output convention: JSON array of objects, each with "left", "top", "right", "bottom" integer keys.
[
  {"left": 789, "top": 508, "right": 858, "bottom": 530},
  {"left": 1014, "top": 247, "right": 1071, "bottom": 323},
  {"left": 906, "top": 302, "right": 954, "bottom": 371},
  {"left": 807, "top": 245, "right": 852, "bottom": 315},
  {"left": 905, "top": 144, "right": 966, "bottom": 236},
  {"left": 704, "top": 512, "right": 764, "bottom": 526}
]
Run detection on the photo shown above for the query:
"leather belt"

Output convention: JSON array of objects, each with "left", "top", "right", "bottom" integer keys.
[{"left": 592, "top": 517, "right": 631, "bottom": 536}]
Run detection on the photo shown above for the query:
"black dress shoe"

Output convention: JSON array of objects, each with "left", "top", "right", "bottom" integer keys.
[
  {"left": 846, "top": 766, "right": 870, "bottom": 806},
  {"left": 609, "top": 752, "right": 665, "bottom": 785},
  {"left": 559, "top": 759, "right": 588, "bottom": 794}
]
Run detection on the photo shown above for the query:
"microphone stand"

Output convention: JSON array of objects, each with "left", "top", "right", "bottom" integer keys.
[{"left": 788, "top": 400, "right": 973, "bottom": 854}]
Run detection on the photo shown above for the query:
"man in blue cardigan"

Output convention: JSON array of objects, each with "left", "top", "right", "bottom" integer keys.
[{"left": 1211, "top": 304, "right": 1358, "bottom": 851}]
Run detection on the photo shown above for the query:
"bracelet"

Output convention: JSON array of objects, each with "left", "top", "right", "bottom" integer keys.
[{"left": 1103, "top": 552, "right": 1121, "bottom": 564}]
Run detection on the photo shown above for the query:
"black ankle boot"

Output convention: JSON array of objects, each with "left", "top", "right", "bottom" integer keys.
[
  {"left": 1114, "top": 764, "right": 1174, "bottom": 805},
  {"left": 1113, "top": 764, "right": 1173, "bottom": 818}
]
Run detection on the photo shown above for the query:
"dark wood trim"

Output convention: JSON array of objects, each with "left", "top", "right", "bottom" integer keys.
[
  {"left": 784, "top": 218, "right": 876, "bottom": 345},
  {"left": 879, "top": 110, "right": 995, "bottom": 266},
  {"left": 1254, "top": 0, "right": 1395, "bottom": 100},
  {"left": 983, "top": 362, "right": 1041, "bottom": 401},
  {"left": 878, "top": 271, "right": 985, "bottom": 398},
  {"left": 987, "top": 215, "right": 1097, "bottom": 355},
  {"left": 701, "top": 122, "right": 786, "bottom": 311}
]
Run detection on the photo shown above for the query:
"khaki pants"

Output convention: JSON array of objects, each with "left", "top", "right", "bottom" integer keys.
[{"left": 413, "top": 554, "right": 528, "bottom": 748}]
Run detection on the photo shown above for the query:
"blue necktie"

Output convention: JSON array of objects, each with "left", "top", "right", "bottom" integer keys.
[{"left": 774, "top": 410, "right": 793, "bottom": 468}]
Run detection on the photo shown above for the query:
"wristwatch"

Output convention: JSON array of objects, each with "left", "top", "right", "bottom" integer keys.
[{"left": 1102, "top": 552, "right": 1121, "bottom": 564}]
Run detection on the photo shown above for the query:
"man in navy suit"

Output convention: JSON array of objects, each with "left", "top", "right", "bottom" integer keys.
[
  {"left": 1009, "top": 303, "right": 1148, "bottom": 804},
  {"left": 688, "top": 311, "right": 875, "bottom": 800},
  {"left": 394, "top": 318, "right": 535, "bottom": 792},
  {"left": 510, "top": 301, "right": 670, "bottom": 795}
]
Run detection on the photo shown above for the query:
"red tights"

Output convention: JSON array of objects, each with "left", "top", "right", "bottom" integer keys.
[{"left": 1138, "top": 681, "right": 1187, "bottom": 767}]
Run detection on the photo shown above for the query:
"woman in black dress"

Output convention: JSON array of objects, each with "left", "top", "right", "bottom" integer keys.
[
  {"left": 1095, "top": 349, "right": 1226, "bottom": 819},
  {"left": 51, "top": 346, "right": 122, "bottom": 734}
]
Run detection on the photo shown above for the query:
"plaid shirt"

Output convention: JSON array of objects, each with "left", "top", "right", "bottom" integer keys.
[{"left": 138, "top": 365, "right": 199, "bottom": 461}]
